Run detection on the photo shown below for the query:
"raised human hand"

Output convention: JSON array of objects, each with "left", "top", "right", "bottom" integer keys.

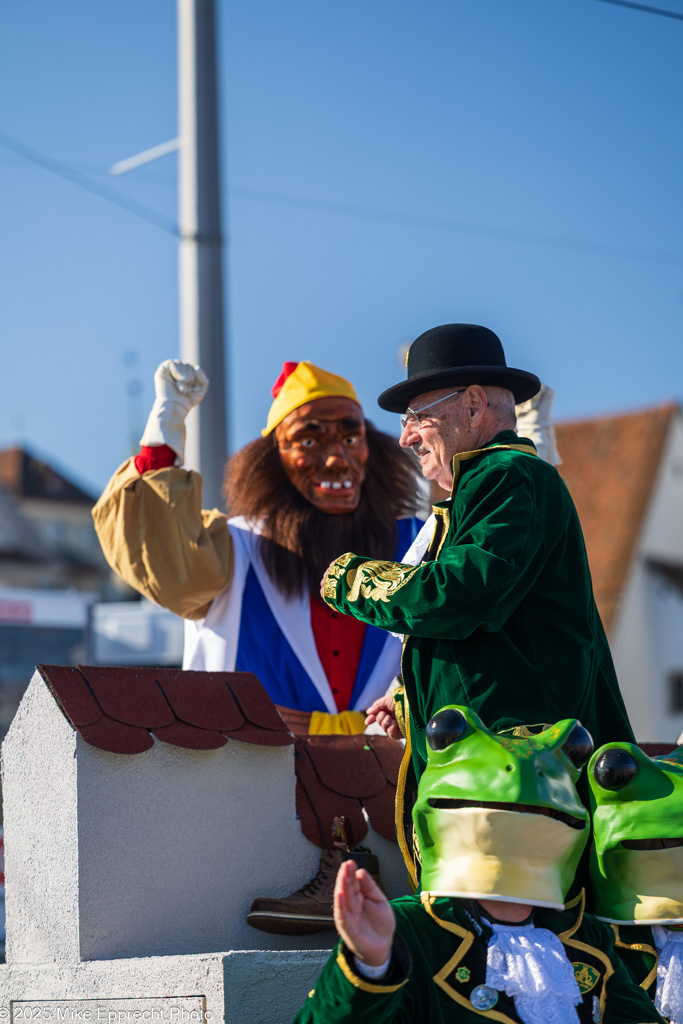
[
  {"left": 140, "top": 360, "right": 209, "bottom": 465},
  {"left": 334, "top": 860, "right": 395, "bottom": 967},
  {"left": 365, "top": 692, "right": 402, "bottom": 739}
]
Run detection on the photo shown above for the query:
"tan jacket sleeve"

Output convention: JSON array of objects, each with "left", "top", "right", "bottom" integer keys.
[{"left": 92, "top": 458, "right": 234, "bottom": 620}]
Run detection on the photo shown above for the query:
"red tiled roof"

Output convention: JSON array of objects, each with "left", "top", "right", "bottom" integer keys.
[
  {"left": 556, "top": 403, "right": 679, "bottom": 634},
  {"left": 39, "top": 664, "right": 293, "bottom": 753},
  {"left": 38, "top": 664, "right": 402, "bottom": 846}
]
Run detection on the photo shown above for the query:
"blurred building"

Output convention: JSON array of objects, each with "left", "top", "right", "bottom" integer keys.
[
  {"left": 556, "top": 402, "right": 683, "bottom": 744},
  {"left": 0, "top": 446, "right": 108, "bottom": 592},
  {"left": 0, "top": 447, "right": 184, "bottom": 746}
]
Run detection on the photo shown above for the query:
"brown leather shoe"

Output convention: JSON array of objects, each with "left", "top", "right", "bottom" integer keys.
[{"left": 246, "top": 846, "right": 382, "bottom": 935}]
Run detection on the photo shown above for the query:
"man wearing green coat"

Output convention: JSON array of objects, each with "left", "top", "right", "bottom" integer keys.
[{"left": 321, "top": 324, "right": 634, "bottom": 852}]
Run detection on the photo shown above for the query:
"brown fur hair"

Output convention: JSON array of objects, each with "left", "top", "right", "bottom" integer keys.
[{"left": 224, "top": 422, "right": 422, "bottom": 599}]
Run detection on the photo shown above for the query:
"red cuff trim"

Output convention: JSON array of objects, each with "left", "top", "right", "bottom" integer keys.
[{"left": 134, "top": 445, "right": 177, "bottom": 475}]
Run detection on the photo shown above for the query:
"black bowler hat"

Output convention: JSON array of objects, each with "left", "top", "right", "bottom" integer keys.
[{"left": 378, "top": 324, "right": 541, "bottom": 412}]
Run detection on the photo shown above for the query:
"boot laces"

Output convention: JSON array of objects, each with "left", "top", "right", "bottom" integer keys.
[{"left": 299, "top": 851, "right": 336, "bottom": 896}]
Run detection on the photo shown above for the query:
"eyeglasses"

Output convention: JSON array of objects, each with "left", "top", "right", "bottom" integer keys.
[{"left": 400, "top": 389, "right": 467, "bottom": 429}]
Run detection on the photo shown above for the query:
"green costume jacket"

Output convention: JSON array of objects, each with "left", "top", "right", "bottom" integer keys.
[
  {"left": 294, "top": 892, "right": 664, "bottom": 1023},
  {"left": 611, "top": 925, "right": 658, "bottom": 1000},
  {"left": 323, "top": 431, "right": 634, "bottom": 786}
]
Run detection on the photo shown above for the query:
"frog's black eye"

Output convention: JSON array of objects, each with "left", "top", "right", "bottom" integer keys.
[
  {"left": 562, "top": 724, "right": 594, "bottom": 768},
  {"left": 427, "top": 709, "right": 467, "bottom": 751},
  {"left": 593, "top": 748, "right": 638, "bottom": 791}
]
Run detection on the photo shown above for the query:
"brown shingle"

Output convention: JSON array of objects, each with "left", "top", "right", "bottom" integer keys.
[
  {"left": 158, "top": 669, "right": 245, "bottom": 731},
  {"left": 39, "top": 664, "right": 294, "bottom": 753},
  {"left": 293, "top": 735, "right": 401, "bottom": 847},
  {"left": 556, "top": 403, "right": 678, "bottom": 634},
  {"left": 295, "top": 740, "right": 367, "bottom": 847},
  {"left": 77, "top": 717, "right": 155, "bottom": 755},
  {"left": 84, "top": 666, "right": 175, "bottom": 728},
  {"left": 41, "top": 664, "right": 103, "bottom": 727},
  {"left": 152, "top": 720, "right": 228, "bottom": 750},
  {"left": 302, "top": 735, "right": 386, "bottom": 798}
]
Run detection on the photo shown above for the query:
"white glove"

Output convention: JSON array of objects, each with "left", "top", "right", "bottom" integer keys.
[
  {"left": 139, "top": 360, "right": 209, "bottom": 466},
  {"left": 515, "top": 384, "right": 561, "bottom": 467}
]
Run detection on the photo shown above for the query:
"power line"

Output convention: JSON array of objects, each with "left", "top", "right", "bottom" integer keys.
[
  {"left": 3, "top": 132, "right": 683, "bottom": 269},
  {"left": 594, "top": 0, "right": 683, "bottom": 21},
  {"left": 0, "top": 131, "right": 178, "bottom": 236},
  {"left": 231, "top": 185, "right": 683, "bottom": 269}
]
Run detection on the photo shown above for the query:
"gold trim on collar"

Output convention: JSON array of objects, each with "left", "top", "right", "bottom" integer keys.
[
  {"left": 561, "top": 934, "right": 613, "bottom": 1018},
  {"left": 335, "top": 948, "right": 408, "bottom": 994},
  {"left": 432, "top": 505, "right": 451, "bottom": 560},
  {"left": 421, "top": 892, "right": 470, "bottom": 939},
  {"left": 422, "top": 895, "right": 518, "bottom": 1022},
  {"left": 557, "top": 892, "right": 615, "bottom": 1021},
  {"left": 557, "top": 894, "right": 613, "bottom": 1022},
  {"left": 612, "top": 925, "right": 658, "bottom": 993},
  {"left": 450, "top": 443, "right": 538, "bottom": 492},
  {"left": 557, "top": 889, "right": 585, "bottom": 942}
]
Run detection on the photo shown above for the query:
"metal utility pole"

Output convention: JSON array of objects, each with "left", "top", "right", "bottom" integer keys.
[{"left": 178, "top": 0, "right": 228, "bottom": 510}]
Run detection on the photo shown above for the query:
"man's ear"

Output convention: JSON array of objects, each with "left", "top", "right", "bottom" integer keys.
[{"left": 466, "top": 385, "right": 487, "bottom": 426}]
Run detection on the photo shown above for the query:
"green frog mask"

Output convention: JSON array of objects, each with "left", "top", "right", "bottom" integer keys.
[
  {"left": 412, "top": 706, "right": 592, "bottom": 909},
  {"left": 589, "top": 742, "right": 683, "bottom": 924}
]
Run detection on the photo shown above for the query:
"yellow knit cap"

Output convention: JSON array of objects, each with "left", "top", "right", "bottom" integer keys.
[{"left": 262, "top": 361, "right": 361, "bottom": 436}]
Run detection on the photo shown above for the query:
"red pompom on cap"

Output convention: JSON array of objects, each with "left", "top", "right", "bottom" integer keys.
[{"left": 270, "top": 361, "right": 300, "bottom": 398}]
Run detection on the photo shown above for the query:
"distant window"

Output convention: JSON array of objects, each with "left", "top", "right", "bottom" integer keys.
[{"left": 670, "top": 673, "right": 683, "bottom": 713}]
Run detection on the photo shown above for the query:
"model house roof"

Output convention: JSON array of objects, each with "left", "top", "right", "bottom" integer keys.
[
  {"left": 38, "top": 664, "right": 402, "bottom": 848},
  {"left": 556, "top": 402, "right": 679, "bottom": 634}
]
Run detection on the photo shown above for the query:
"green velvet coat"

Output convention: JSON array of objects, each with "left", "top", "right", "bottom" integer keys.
[
  {"left": 293, "top": 893, "right": 664, "bottom": 1023},
  {"left": 323, "top": 431, "right": 634, "bottom": 787},
  {"left": 611, "top": 925, "right": 659, "bottom": 1002}
]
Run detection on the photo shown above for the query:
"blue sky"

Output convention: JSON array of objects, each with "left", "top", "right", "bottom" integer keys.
[{"left": 2, "top": 0, "right": 682, "bottom": 496}]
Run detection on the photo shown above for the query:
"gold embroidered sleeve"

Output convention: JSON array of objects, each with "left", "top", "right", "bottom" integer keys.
[
  {"left": 345, "top": 560, "right": 419, "bottom": 603},
  {"left": 322, "top": 552, "right": 355, "bottom": 604},
  {"left": 322, "top": 551, "right": 427, "bottom": 629}
]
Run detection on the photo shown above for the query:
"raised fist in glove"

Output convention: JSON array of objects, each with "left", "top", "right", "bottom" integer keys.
[
  {"left": 515, "top": 384, "right": 561, "bottom": 467},
  {"left": 139, "top": 360, "right": 209, "bottom": 465}
]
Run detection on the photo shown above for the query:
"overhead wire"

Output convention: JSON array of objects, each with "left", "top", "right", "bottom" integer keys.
[
  {"left": 594, "top": 0, "right": 683, "bottom": 20},
  {"left": 230, "top": 185, "right": 683, "bottom": 269},
  {"left": 2, "top": 131, "right": 683, "bottom": 268},
  {"left": 0, "top": 131, "right": 178, "bottom": 237}
]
